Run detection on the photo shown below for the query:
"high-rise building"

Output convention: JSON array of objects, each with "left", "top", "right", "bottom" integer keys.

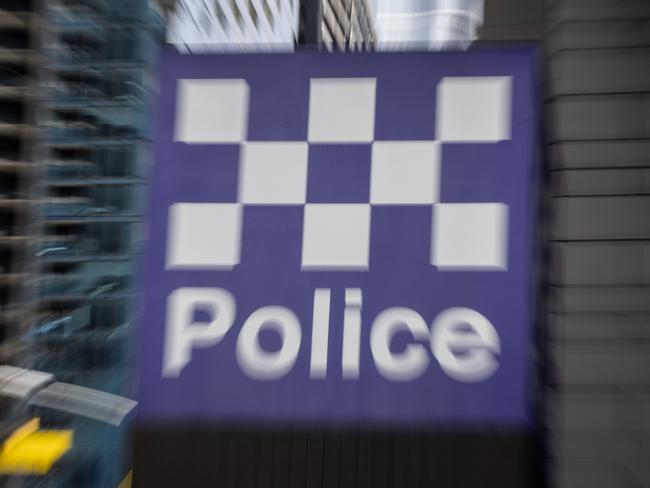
[
  {"left": 11, "top": 0, "right": 163, "bottom": 486},
  {"left": 0, "top": 0, "right": 43, "bottom": 370},
  {"left": 163, "top": 0, "right": 375, "bottom": 51}
]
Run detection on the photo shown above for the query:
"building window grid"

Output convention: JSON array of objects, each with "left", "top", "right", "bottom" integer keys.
[
  {"left": 170, "top": 0, "right": 298, "bottom": 49},
  {"left": 27, "top": 3, "right": 160, "bottom": 484}
]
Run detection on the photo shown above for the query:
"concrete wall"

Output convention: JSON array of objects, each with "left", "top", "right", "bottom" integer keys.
[
  {"left": 483, "top": 0, "right": 650, "bottom": 486},
  {"left": 546, "top": 1, "right": 650, "bottom": 487},
  {"left": 480, "top": 0, "right": 544, "bottom": 40}
]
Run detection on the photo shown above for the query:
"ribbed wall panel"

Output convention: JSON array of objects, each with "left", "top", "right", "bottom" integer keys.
[{"left": 547, "top": 1, "right": 650, "bottom": 486}]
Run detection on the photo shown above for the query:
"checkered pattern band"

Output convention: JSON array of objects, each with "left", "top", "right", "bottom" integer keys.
[{"left": 166, "top": 76, "right": 512, "bottom": 271}]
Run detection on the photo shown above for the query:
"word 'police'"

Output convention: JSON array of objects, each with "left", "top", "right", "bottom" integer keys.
[{"left": 163, "top": 288, "right": 501, "bottom": 382}]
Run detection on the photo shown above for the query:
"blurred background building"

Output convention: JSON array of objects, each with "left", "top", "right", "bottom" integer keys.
[
  {"left": 0, "top": 0, "right": 46, "bottom": 467},
  {"left": 0, "top": 0, "right": 162, "bottom": 486},
  {"left": 30, "top": 0, "right": 162, "bottom": 483},
  {"left": 162, "top": 0, "right": 376, "bottom": 51},
  {"left": 162, "top": 0, "right": 301, "bottom": 51},
  {"left": 542, "top": 1, "right": 650, "bottom": 487},
  {"left": 374, "top": 0, "right": 484, "bottom": 49},
  {"left": 0, "top": 0, "right": 43, "bottom": 368}
]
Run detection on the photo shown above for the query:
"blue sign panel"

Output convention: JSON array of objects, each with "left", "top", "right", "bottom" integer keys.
[{"left": 137, "top": 48, "right": 539, "bottom": 425}]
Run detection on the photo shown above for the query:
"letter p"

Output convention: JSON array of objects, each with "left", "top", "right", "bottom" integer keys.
[{"left": 163, "top": 287, "right": 235, "bottom": 377}]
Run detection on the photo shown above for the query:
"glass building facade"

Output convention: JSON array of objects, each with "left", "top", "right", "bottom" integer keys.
[{"left": 20, "top": 0, "right": 162, "bottom": 486}]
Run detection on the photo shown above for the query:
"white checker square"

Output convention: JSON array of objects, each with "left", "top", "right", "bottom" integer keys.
[
  {"left": 175, "top": 79, "right": 249, "bottom": 143},
  {"left": 308, "top": 78, "right": 376, "bottom": 143},
  {"left": 240, "top": 142, "right": 308, "bottom": 204},
  {"left": 302, "top": 204, "right": 371, "bottom": 270},
  {"left": 436, "top": 77, "right": 512, "bottom": 142},
  {"left": 432, "top": 203, "right": 508, "bottom": 270},
  {"left": 370, "top": 141, "right": 440, "bottom": 204},
  {"left": 166, "top": 203, "right": 242, "bottom": 269}
]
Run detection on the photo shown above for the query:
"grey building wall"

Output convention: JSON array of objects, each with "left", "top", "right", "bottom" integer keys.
[
  {"left": 479, "top": 0, "right": 544, "bottom": 41},
  {"left": 484, "top": 0, "right": 650, "bottom": 486},
  {"left": 546, "top": 1, "right": 650, "bottom": 487}
]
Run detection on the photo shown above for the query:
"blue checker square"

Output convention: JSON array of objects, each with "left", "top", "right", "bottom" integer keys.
[
  {"left": 240, "top": 206, "right": 304, "bottom": 272},
  {"left": 374, "top": 57, "right": 437, "bottom": 141},
  {"left": 369, "top": 206, "right": 432, "bottom": 273},
  {"left": 307, "top": 144, "right": 372, "bottom": 203},
  {"left": 247, "top": 67, "right": 309, "bottom": 141},
  {"left": 155, "top": 143, "right": 240, "bottom": 204}
]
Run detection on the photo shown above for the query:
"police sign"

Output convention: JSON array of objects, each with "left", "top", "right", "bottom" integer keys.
[{"left": 137, "top": 49, "right": 539, "bottom": 424}]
